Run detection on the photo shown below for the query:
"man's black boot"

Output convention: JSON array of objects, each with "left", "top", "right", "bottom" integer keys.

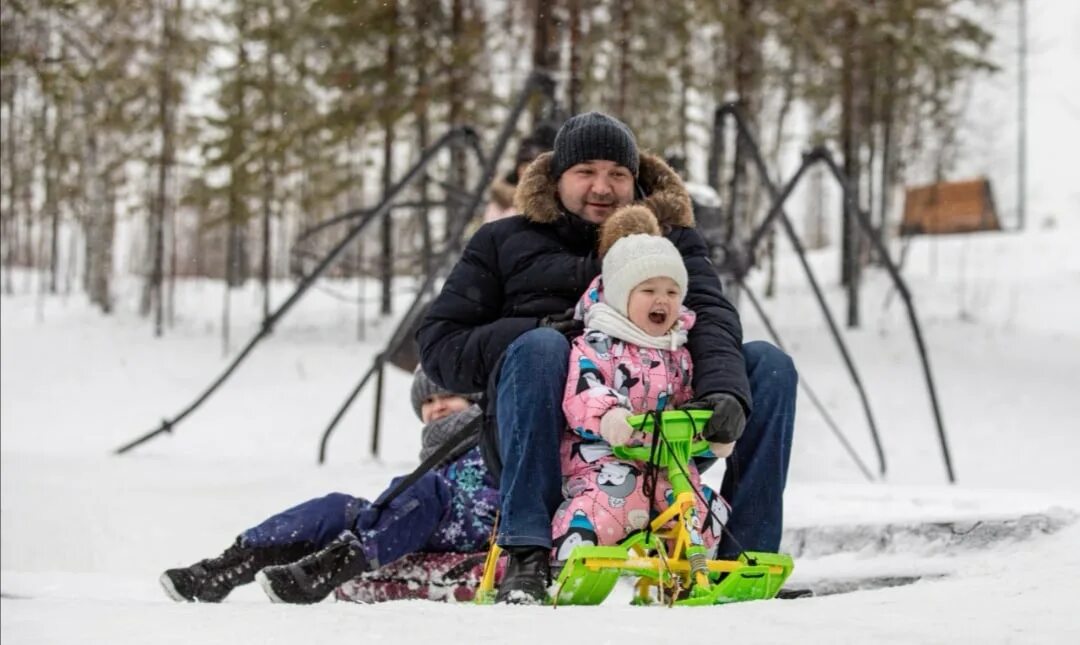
[
  {"left": 160, "top": 537, "right": 307, "bottom": 603},
  {"left": 495, "top": 546, "right": 551, "bottom": 605},
  {"left": 256, "top": 530, "right": 371, "bottom": 604}
]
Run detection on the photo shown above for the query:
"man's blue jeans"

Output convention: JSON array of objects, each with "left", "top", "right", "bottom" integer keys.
[
  {"left": 495, "top": 328, "right": 569, "bottom": 547},
  {"left": 716, "top": 340, "right": 797, "bottom": 558},
  {"left": 495, "top": 329, "right": 796, "bottom": 553}
]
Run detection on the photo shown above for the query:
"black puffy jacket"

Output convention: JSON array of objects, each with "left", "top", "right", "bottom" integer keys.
[{"left": 417, "top": 152, "right": 751, "bottom": 474}]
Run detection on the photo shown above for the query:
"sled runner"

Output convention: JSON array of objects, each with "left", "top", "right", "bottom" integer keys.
[{"left": 476, "top": 410, "right": 794, "bottom": 606}]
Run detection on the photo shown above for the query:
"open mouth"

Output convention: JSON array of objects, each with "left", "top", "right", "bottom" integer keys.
[{"left": 648, "top": 310, "right": 668, "bottom": 325}]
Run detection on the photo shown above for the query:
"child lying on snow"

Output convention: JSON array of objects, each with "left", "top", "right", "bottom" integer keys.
[
  {"left": 551, "top": 207, "right": 737, "bottom": 567},
  {"left": 160, "top": 368, "right": 498, "bottom": 604}
]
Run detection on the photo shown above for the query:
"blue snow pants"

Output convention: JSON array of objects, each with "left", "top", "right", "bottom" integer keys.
[{"left": 241, "top": 448, "right": 498, "bottom": 569}]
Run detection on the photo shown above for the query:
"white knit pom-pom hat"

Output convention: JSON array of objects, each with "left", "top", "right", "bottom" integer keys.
[{"left": 601, "top": 233, "right": 688, "bottom": 316}]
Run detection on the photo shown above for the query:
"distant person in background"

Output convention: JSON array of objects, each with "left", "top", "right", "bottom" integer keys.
[
  {"left": 160, "top": 369, "right": 496, "bottom": 604},
  {"left": 482, "top": 123, "right": 558, "bottom": 223}
]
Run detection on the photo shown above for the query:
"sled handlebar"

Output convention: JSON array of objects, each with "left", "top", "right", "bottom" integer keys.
[{"left": 611, "top": 409, "right": 715, "bottom": 464}]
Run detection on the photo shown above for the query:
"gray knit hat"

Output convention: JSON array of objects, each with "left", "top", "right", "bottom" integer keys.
[
  {"left": 550, "top": 112, "right": 640, "bottom": 180},
  {"left": 410, "top": 368, "right": 479, "bottom": 419}
]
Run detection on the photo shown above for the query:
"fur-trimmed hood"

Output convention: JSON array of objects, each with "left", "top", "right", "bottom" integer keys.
[{"left": 513, "top": 151, "right": 695, "bottom": 234}]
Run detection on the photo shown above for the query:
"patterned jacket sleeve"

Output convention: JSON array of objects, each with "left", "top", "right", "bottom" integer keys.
[{"left": 562, "top": 337, "right": 626, "bottom": 440}]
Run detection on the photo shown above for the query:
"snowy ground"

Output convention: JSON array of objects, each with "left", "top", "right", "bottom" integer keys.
[{"left": 3, "top": 214, "right": 1079, "bottom": 643}]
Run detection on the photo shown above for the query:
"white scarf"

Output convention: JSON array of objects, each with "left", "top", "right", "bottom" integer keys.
[{"left": 584, "top": 302, "right": 688, "bottom": 351}]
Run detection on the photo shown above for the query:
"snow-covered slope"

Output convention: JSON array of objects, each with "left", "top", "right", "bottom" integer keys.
[{"left": 3, "top": 212, "right": 1078, "bottom": 643}]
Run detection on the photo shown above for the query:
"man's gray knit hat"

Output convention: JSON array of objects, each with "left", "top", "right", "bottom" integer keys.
[
  {"left": 410, "top": 367, "right": 479, "bottom": 419},
  {"left": 550, "top": 112, "right": 640, "bottom": 179}
]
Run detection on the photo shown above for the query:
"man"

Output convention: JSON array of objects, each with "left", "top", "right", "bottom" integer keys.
[{"left": 418, "top": 112, "right": 796, "bottom": 604}]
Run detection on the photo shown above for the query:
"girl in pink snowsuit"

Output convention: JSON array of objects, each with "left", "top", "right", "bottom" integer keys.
[{"left": 552, "top": 207, "right": 732, "bottom": 562}]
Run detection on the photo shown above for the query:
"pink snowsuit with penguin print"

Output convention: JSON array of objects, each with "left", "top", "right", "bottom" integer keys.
[{"left": 551, "top": 276, "right": 731, "bottom": 562}]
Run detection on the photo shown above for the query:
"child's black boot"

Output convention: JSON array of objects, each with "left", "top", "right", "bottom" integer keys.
[
  {"left": 256, "top": 530, "right": 371, "bottom": 604},
  {"left": 160, "top": 537, "right": 306, "bottom": 603}
]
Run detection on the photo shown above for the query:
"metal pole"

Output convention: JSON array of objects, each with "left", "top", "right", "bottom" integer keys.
[
  {"left": 114, "top": 127, "right": 482, "bottom": 455},
  {"left": 737, "top": 277, "right": 876, "bottom": 482},
  {"left": 741, "top": 155, "right": 887, "bottom": 477},
  {"left": 817, "top": 150, "right": 955, "bottom": 484},
  {"left": 371, "top": 360, "right": 386, "bottom": 457},
  {"left": 718, "top": 103, "right": 887, "bottom": 477}
]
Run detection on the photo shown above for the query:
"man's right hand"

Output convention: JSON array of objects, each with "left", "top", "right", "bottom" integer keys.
[
  {"left": 539, "top": 307, "right": 583, "bottom": 338},
  {"left": 681, "top": 393, "right": 746, "bottom": 445}
]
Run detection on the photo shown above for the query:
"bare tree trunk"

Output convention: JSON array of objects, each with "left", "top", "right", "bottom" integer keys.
[
  {"left": 708, "top": 30, "right": 728, "bottom": 195},
  {"left": 95, "top": 175, "right": 117, "bottom": 314},
  {"left": 530, "top": 0, "right": 558, "bottom": 123},
  {"left": 878, "top": 103, "right": 896, "bottom": 262},
  {"left": 167, "top": 166, "right": 178, "bottom": 326},
  {"left": 64, "top": 205, "right": 78, "bottom": 295},
  {"left": 380, "top": 123, "right": 395, "bottom": 317},
  {"left": 261, "top": 183, "right": 271, "bottom": 320},
  {"left": 877, "top": 23, "right": 900, "bottom": 264},
  {"left": 192, "top": 208, "right": 205, "bottom": 278},
  {"left": 806, "top": 163, "right": 827, "bottom": 250},
  {"left": 38, "top": 93, "right": 60, "bottom": 295},
  {"left": 531, "top": 0, "right": 558, "bottom": 72},
  {"left": 225, "top": 5, "right": 249, "bottom": 290},
  {"left": 78, "top": 119, "right": 93, "bottom": 297},
  {"left": 567, "top": 0, "right": 583, "bottom": 115},
  {"left": 839, "top": 7, "right": 858, "bottom": 287},
  {"left": 149, "top": 0, "right": 175, "bottom": 336},
  {"left": 260, "top": 3, "right": 277, "bottom": 326},
  {"left": 615, "top": 1, "right": 632, "bottom": 117},
  {"left": 862, "top": 30, "right": 879, "bottom": 265},
  {"left": 21, "top": 81, "right": 36, "bottom": 292},
  {"left": 47, "top": 99, "right": 62, "bottom": 295},
  {"left": 221, "top": 274, "right": 231, "bottom": 357},
  {"left": 764, "top": 49, "right": 798, "bottom": 299},
  {"left": 729, "top": 0, "right": 763, "bottom": 244},
  {"left": 35, "top": 184, "right": 47, "bottom": 321},
  {"left": 3, "top": 73, "right": 20, "bottom": 295},
  {"left": 349, "top": 135, "right": 367, "bottom": 341},
  {"left": 840, "top": 8, "right": 862, "bottom": 327},
  {"left": 380, "top": 2, "right": 398, "bottom": 317},
  {"left": 678, "top": 48, "right": 691, "bottom": 161},
  {"left": 412, "top": 5, "right": 433, "bottom": 285},
  {"left": 447, "top": 0, "right": 467, "bottom": 242},
  {"left": 138, "top": 209, "right": 155, "bottom": 315},
  {"left": 357, "top": 234, "right": 366, "bottom": 341},
  {"left": 34, "top": 88, "right": 49, "bottom": 317}
]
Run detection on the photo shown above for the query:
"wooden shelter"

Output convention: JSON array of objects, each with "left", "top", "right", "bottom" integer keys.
[{"left": 901, "top": 178, "right": 1001, "bottom": 235}]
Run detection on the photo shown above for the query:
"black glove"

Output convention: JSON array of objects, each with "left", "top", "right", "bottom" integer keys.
[
  {"left": 539, "top": 307, "right": 584, "bottom": 338},
  {"left": 682, "top": 393, "right": 746, "bottom": 444}
]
